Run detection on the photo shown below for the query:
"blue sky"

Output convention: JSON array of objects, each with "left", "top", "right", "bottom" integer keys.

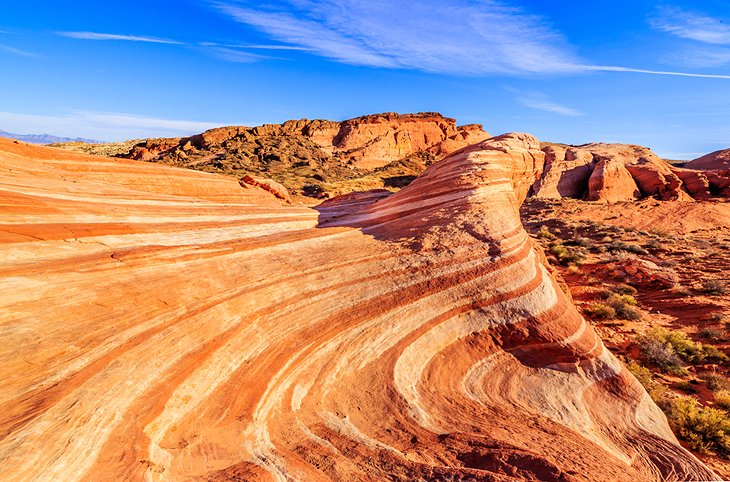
[{"left": 1, "top": 0, "right": 729, "bottom": 159}]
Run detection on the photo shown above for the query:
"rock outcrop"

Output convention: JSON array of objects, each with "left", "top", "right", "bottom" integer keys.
[
  {"left": 0, "top": 136, "right": 716, "bottom": 481},
  {"left": 98, "top": 112, "right": 490, "bottom": 200},
  {"left": 687, "top": 148, "right": 730, "bottom": 171},
  {"left": 532, "top": 143, "right": 730, "bottom": 202}
]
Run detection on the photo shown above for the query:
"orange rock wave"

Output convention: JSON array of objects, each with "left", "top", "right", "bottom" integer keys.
[{"left": 0, "top": 136, "right": 717, "bottom": 481}]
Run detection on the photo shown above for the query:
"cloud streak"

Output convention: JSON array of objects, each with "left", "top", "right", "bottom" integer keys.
[
  {"left": 57, "top": 31, "right": 183, "bottom": 45},
  {"left": 0, "top": 111, "right": 225, "bottom": 141},
  {"left": 0, "top": 44, "right": 39, "bottom": 57},
  {"left": 212, "top": 0, "right": 730, "bottom": 80},
  {"left": 582, "top": 65, "right": 730, "bottom": 79},
  {"left": 650, "top": 6, "right": 730, "bottom": 45},
  {"left": 214, "top": 0, "right": 580, "bottom": 75},
  {"left": 519, "top": 96, "right": 583, "bottom": 116}
]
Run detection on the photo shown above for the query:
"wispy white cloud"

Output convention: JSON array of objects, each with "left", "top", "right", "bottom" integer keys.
[
  {"left": 212, "top": 0, "right": 730, "bottom": 81},
  {"left": 0, "top": 111, "right": 226, "bottom": 141},
  {"left": 205, "top": 46, "right": 265, "bottom": 63},
  {"left": 518, "top": 96, "right": 583, "bottom": 117},
  {"left": 0, "top": 44, "right": 39, "bottom": 57},
  {"left": 57, "top": 31, "right": 183, "bottom": 45},
  {"left": 650, "top": 6, "right": 730, "bottom": 45},
  {"left": 213, "top": 0, "right": 580, "bottom": 75},
  {"left": 200, "top": 41, "right": 311, "bottom": 51},
  {"left": 581, "top": 65, "right": 730, "bottom": 79},
  {"left": 666, "top": 46, "right": 730, "bottom": 69}
]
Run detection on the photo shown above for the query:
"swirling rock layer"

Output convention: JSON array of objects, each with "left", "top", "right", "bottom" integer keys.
[{"left": 0, "top": 136, "right": 716, "bottom": 481}]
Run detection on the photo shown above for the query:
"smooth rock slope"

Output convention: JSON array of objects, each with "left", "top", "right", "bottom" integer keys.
[{"left": 0, "top": 136, "right": 717, "bottom": 481}]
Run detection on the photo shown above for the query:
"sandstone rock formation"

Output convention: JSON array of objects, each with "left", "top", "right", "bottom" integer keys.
[
  {"left": 83, "top": 112, "right": 490, "bottom": 200},
  {"left": 0, "top": 136, "right": 717, "bottom": 481},
  {"left": 532, "top": 143, "right": 730, "bottom": 202},
  {"left": 687, "top": 148, "right": 730, "bottom": 171}
]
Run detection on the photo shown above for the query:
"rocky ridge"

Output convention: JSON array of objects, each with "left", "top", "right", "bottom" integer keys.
[
  {"left": 93, "top": 112, "right": 489, "bottom": 200},
  {"left": 687, "top": 148, "right": 730, "bottom": 171}
]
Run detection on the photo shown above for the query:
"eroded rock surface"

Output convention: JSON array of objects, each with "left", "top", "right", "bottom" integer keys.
[
  {"left": 687, "top": 148, "right": 730, "bottom": 171},
  {"left": 533, "top": 143, "right": 730, "bottom": 202},
  {"left": 0, "top": 136, "right": 717, "bottom": 481}
]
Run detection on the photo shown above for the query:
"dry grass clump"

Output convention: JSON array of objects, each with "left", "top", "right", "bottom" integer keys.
[
  {"left": 669, "top": 284, "right": 693, "bottom": 297},
  {"left": 701, "top": 280, "right": 728, "bottom": 296},
  {"left": 584, "top": 303, "right": 616, "bottom": 320},
  {"left": 699, "top": 327, "right": 726, "bottom": 342}
]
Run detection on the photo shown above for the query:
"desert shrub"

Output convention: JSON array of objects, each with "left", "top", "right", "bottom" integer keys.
[
  {"left": 608, "top": 241, "right": 628, "bottom": 252},
  {"left": 670, "top": 284, "right": 693, "bottom": 297},
  {"left": 704, "top": 374, "right": 730, "bottom": 392},
  {"left": 702, "top": 280, "right": 728, "bottom": 296},
  {"left": 644, "top": 239, "right": 662, "bottom": 250},
  {"left": 598, "top": 292, "right": 641, "bottom": 320},
  {"left": 660, "top": 396, "right": 730, "bottom": 455},
  {"left": 649, "top": 228, "right": 670, "bottom": 238},
  {"left": 637, "top": 334, "right": 686, "bottom": 374},
  {"left": 584, "top": 303, "right": 616, "bottom": 320},
  {"left": 639, "top": 328, "right": 728, "bottom": 368},
  {"left": 577, "top": 237, "right": 595, "bottom": 249},
  {"left": 715, "top": 390, "right": 730, "bottom": 410},
  {"left": 625, "top": 359, "right": 666, "bottom": 400},
  {"left": 536, "top": 226, "right": 556, "bottom": 240},
  {"left": 549, "top": 244, "right": 584, "bottom": 266},
  {"left": 612, "top": 284, "right": 638, "bottom": 296},
  {"left": 702, "top": 345, "right": 729, "bottom": 363},
  {"left": 675, "top": 381, "right": 699, "bottom": 394},
  {"left": 625, "top": 244, "right": 649, "bottom": 255},
  {"left": 708, "top": 313, "right": 726, "bottom": 322},
  {"left": 699, "top": 327, "right": 726, "bottom": 342}
]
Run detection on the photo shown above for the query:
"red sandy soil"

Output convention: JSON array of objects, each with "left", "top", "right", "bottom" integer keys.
[{"left": 522, "top": 198, "right": 730, "bottom": 477}]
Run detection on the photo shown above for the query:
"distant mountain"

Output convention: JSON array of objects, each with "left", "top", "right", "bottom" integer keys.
[{"left": 0, "top": 129, "right": 99, "bottom": 145}]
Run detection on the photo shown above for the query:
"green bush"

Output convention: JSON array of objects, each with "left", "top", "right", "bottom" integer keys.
[
  {"left": 637, "top": 328, "right": 728, "bottom": 371},
  {"left": 549, "top": 244, "right": 584, "bottom": 266},
  {"left": 660, "top": 396, "right": 730, "bottom": 455},
  {"left": 598, "top": 291, "right": 641, "bottom": 321},
  {"left": 536, "top": 226, "right": 556, "bottom": 240}
]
